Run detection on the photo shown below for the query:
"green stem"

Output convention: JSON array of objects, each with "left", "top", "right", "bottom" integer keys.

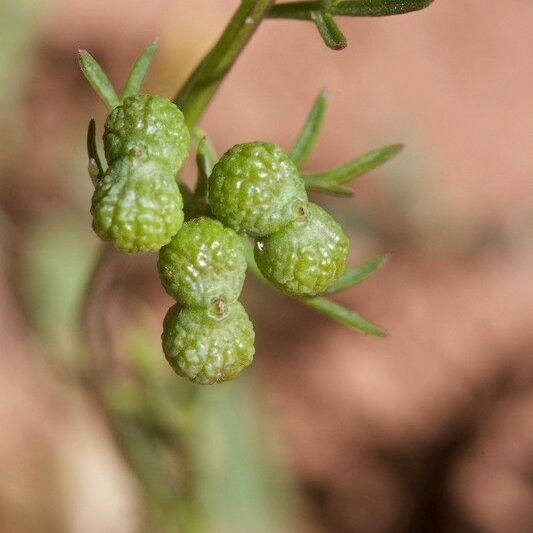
[
  {"left": 174, "top": 0, "right": 274, "bottom": 127},
  {"left": 267, "top": 1, "right": 319, "bottom": 20}
]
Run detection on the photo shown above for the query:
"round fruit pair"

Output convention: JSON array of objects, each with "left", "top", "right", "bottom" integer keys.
[
  {"left": 208, "top": 141, "right": 349, "bottom": 296},
  {"left": 91, "top": 94, "right": 190, "bottom": 253},
  {"left": 158, "top": 217, "right": 255, "bottom": 385}
]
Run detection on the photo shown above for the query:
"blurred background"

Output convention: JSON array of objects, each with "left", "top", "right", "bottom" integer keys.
[{"left": 0, "top": 1, "right": 532, "bottom": 531}]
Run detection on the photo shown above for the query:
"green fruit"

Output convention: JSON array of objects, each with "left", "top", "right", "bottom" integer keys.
[
  {"left": 255, "top": 202, "right": 348, "bottom": 296},
  {"left": 104, "top": 94, "right": 190, "bottom": 172},
  {"left": 208, "top": 142, "right": 308, "bottom": 237},
  {"left": 162, "top": 302, "right": 255, "bottom": 385},
  {"left": 158, "top": 217, "right": 247, "bottom": 308},
  {"left": 91, "top": 157, "right": 184, "bottom": 253}
]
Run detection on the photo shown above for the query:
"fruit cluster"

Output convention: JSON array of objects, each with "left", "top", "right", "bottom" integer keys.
[
  {"left": 158, "top": 218, "right": 254, "bottom": 384},
  {"left": 79, "top": 44, "right": 380, "bottom": 386},
  {"left": 91, "top": 94, "right": 189, "bottom": 253},
  {"left": 209, "top": 142, "right": 349, "bottom": 296},
  {"left": 90, "top": 105, "right": 349, "bottom": 384}
]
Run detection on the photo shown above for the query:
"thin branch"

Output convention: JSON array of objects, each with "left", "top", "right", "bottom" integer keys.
[{"left": 174, "top": 0, "right": 275, "bottom": 127}]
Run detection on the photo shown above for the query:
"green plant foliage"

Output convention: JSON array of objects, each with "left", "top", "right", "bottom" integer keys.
[
  {"left": 122, "top": 37, "right": 159, "bottom": 100},
  {"left": 86, "top": 118, "right": 103, "bottom": 180},
  {"left": 75, "top": 1, "right": 437, "bottom": 529},
  {"left": 80, "top": 0, "right": 434, "bottom": 382},
  {"left": 78, "top": 49, "right": 120, "bottom": 110},
  {"left": 305, "top": 296, "right": 386, "bottom": 336},
  {"left": 303, "top": 143, "right": 403, "bottom": 194},
  {"left": 313, "top": 10, "right": 347, "bottom": 50},
  {"left": 289, "top": 89, "right": 327, "bottom": 167},
  {"left": 331, "top": 0, "right": 435, "bottom": 17},
  {"left": 267, "top": 0, "right": 435, "bottom": 48},
  {"left": 325, "top": 253, "right": 390, "bottom": 293}
]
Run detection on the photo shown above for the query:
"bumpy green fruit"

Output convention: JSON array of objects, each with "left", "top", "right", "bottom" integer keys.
[
  {"left": 255, "top": 202, "right": 348, "bottom": 296},
  {"left": 91, "top": 157, "right": 184, "bottom": 253},
  {"left": 208, "top": 142, "right": 307, "bottom": 237},
  {"left": 104, "top": 94, "right": 190, "bottom": 171},
  {"left": 158, "top": 217, "right": 247, "bottom": 308},
  {"left": 162, "top": 302, "right": 255, "bottom": 385}
]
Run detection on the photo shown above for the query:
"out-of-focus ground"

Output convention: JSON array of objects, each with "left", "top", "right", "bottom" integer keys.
[{"left": 0, "top": 1, "right": 532, "bottom": 532}]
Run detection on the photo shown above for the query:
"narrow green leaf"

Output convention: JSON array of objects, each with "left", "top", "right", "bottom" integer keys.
[
  {"left": 312, "top": 11, "right": 347, "bottom": 50},
  {"left": 88, "top": 159, "right": 99, "bottom": 185},
  {"left": 178, "top": 180, "right": 194, "bottom": 205},
  {"left": 78, "top": 50, "right": 120, "bottom": 111},
  {"left": 307, "top": 183, "right": 353, "bottom": 196},
  {"left": 193, "top": 128, "right": 218, "bottom": 174},
  {"left": 86, "top": 118, "right": 104, "bottom": 179},
  {"left": 303, "top": 143, "right": 403, "bottom": 188},
  {"left": 244, "top": 241, "right": 386, "bottom": 337},
  {"left": 331, "top": 0, "right": 435, "bottom": 17},
  {"left": 194, "top": 137, "right": 210, "bottom": 199},
  {"left": 268, "top": 1, "right": 434, "bottom": 20},
  {"left": 305, "top": 296, "right": 386, "bottom": 336},
  {"left": 122, "top": 37, "right": 159, "bottom": 100},
  {"left": 325, "top": 253, "right": 390, "bottom": 293},
  {"left": 289, "top": 89, "right": 327, "bottom": 167}
]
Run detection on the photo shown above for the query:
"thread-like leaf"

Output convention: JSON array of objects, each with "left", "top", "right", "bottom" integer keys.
[
  {"left": 78, "top": 50, "right": 120, "bottom": 111},
  {"left": 122, "top": 37, "right": 159, "bottom": 100},
  {"left": 303, "top": 143, "right": 403, "bottom": 188},
  {"left": 325, "top": 254, "right": 389, "bottom": 293},
  {"left": 305, "top": 296, "right": 386, "bottom": 336},
  {"left": 313, "top": 11, "right": 347, "bottom": 50},
  {"left": 244, "top": 240, "right": 385, "bottom": 337},
  {"left": 289, "top": 89, "right": 327, "bottom": 167},
  {"left": 86, "top": 118, "right": 104, "bottom": 179},
  {"left": 268, "top": 0, "right": 434, "bottom": 19},
  {"left": 193, "top": 128, "right": 218, "bottom": 174},
  {"left": 194, "top": 137, "right": 210, "bottom": 199},
  {"left": 331, "top": 0, "right": 435, "bottom": 17}
]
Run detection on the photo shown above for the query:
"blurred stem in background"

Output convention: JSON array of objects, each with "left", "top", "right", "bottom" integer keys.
[
  {"left": 0, "top": 0, "right": 40, "bottom": 168},
  {"left": 80, "top": 2, "right": 294, "bottom": 531}
]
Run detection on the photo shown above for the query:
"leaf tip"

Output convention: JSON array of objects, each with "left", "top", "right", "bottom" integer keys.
[
  {"left": 380, "top": 252, "right": 393, "bottom": 267},
  {"left": 332, "top": 41, "right": 348, "bottom": 51},
  {"left": 382, "top": 143, "right": 405, "bottom": 159}
]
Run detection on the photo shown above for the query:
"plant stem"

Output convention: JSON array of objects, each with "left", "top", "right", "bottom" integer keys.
[
  {"left": 266, "top": 2, "right": 319, "bottom": 20},
  {"left": 174, "top": 0, "right": 274, "bottom": 127}
]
